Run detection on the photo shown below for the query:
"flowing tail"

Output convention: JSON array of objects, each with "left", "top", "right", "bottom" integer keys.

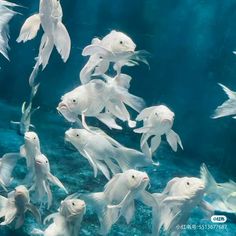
[{"left": 212, "top": 83, "right": 236, "bottom": 119}]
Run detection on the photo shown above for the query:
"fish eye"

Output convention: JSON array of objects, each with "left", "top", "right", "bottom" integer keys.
[
  {"left": 72, "top": 202, "right": 75, "bottom": 206},
  {"left": 187, "top": 182, "right": 190, "bottom": 186},
  {"left": 76, "top": 134, "right": 79, "bottom": 137},
  {"left": 33, "top": 137, "right": 36, "bottom": 140},
  {"left": 120, "top": 40, "right": 123, "bottom": 44},
  {"left": 132, "top": 175, "right": 135, "bottom": 179},
  {"left": 155, "top": 113, "right": 158, "bottom": 116},
  {"left": 46, "top": 160, "right": 48, "bottom": 163},
  {"left": 99, "top": 56, "right": 103, "bottom": 59},
  {"left": 72, "top": 99, "right": 76, "bottom": 103}
]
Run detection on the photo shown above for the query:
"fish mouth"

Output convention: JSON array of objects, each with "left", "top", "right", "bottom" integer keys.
[
  {"left": 57, "top": 102, "right": 68, "bottom": 112},
  {"left": 35, "top": 160, "right": 43, "bottom": 165},
  {"left": 142, "top": 176, "right": 149, "bottom": 182}
]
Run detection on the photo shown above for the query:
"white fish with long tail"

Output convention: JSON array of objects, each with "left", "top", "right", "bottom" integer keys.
[
  {"left": 201, "top": 163, "right": 236, "bottom": 213},
  {"left": 0, "top": 0, "right": 18, "bottom": 60},
  {"left": 17, "top": 0, "right": 71, "bottom": 86},
  {"left": 20, "top": 131, "right": 41, "bottom": 184},
  {"left": 134, "top": 105, "right": 183, "bottom": 159},
  {"left": 70, "top": 170, "right": 156, "bottom": 235},
  {"left": 10, "top": 84, "right": 40, "bottom": 135},
  {"left": 30, "top": 153, "right": 68, "bottom": 209},
  {"left": 212, "top": 83, "right": 236, "bottom": 119},
  {"left": 0, "top": 153, "right": 20, "bottom": 191},
  {"left": 152, "top": 167, "right": 214, "bottom": 236},
  {"left": 0, "top": 185, "right": 41, "bottom": 229},
  {"left": 57, "top": 79, "right": 145, "bottom": 129},
  {"left": 32, "top": 198, "right": 86, "bottom": 236},
  {"left": 80, "top": 30, "right": 149, "bottom": 84},
  {"left": 65, "top": 128, "right": 155, "bottom": 179}
]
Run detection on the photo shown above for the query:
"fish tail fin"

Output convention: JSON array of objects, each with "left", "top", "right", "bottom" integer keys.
[
  {"left": 212, "top": 83, "right": 236, "bottom": 119},
  {"left": 53, "top": 21, "right": 71, "bottom": 62},
  {"left": 38, "top": 34, "right": 54, "bottom": 70},
  {"left": 115, "top": 147, "right": 153, "bottom": 171},
  {"left": 29, "top": 60, "right": 40, "bottom": 87},
  {"left": 16, "top": 14, "right": 41, "bottom": 43},
  {"left": 114, "top": 86, "right": 146, "bottom": 113},
  {"left": 200, "top": 163, "right": 218, "bottom": 194},
  {"left": 80, "top": 192, "right": 117, "bottom": 234},
  {"left": 166, "top": 130, "right": 183, "bottom": 152}
]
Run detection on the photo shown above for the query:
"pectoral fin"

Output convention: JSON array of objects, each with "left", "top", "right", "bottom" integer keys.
[
  {"left": 83, "top": 149, "right": 98, "bottom": 178},
  {"left": 166, "top": 130, "right": 183, "bottom": 152},
  {"left": 47, "top": 172, "right": 68, "bottom": 194},
  {"left": 82, "top": 44, "right": 112, "bottom": 57},
  {"left": 26, "top": 203, "right": 41, "bottom": 224},
  {"left": 17, "top": 14, "right": 41, "bottom": 43}
]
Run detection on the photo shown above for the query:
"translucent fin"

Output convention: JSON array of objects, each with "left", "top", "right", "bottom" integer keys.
[{"left": 166, "top": 130, "right": 183, "bottom": 152}]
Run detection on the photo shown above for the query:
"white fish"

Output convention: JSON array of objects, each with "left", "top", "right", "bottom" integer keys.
[
  {"left": 201, "top": 163, "right": 236, "bottom": 213},
  {"left": 32, "top": 198, "right": 86, "bottom": 236},
  {"left": 134, "top": 105, "right": 183, "bottom": 159},
  {"left": 20, "top": 131, "right": 41, "bottom": 184},
  {"left": 57, "top": 79, "right": 145, "bottom": 129},
  {"left": 10, "top": 84, "right": 40, "bottom": 135},
  {"left": 65, "top": 128, "right": 155, "bottom": 179},
  {"left": 17, "top": 0, "right": 71, "bottom": 86},
  {"left": 212, "top": 83, "right": 236, "bottom": 119},
  {"left": 80, "top": 30, "right": 149, "bottom": 84},
  {"left": 30, "top": 153, "right": 68, "bottom": 209},
  {"left": 71, "top": 169, "right": 156, "bottom": 235},
  {"left": 0, "top": 153, "right": 20, "bottom": 191},
  {"left": 0, "top": 185, "right": 41, "bottom": 229},
  {"left": 0, "top": 0, "right": 18, "bottom": 60},
  {"left": 152, "top": 169, "right": 213, "bottom": 236}
]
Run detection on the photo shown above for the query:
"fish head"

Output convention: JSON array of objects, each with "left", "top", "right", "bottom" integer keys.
[
  {"left": 57, "top": 89, "right": 83, "bottom": 122},
  {"left": 24, "top": 131, "right": 40, "bottom": 148},
  {"left": 176, "top": 177, "right": 205, "bottom": 198},
  {"left": 60, "top": 199, "right": 86, "bottom": 219},
  {"left": 125, "top": 169, "right": 150, "bottom": 191},
  {"left": 150, "top": 105, "right": 175, "bottom": 130},
  {"left": 35, "top": 154, "right": 50, "bottom": 174},
  {"left": 14, "top": 185, "right": 29, "bottom": 203},
  {"left": 65, "top": 128, "right": 89, "bottom": 148},
  {"left": 109, "top": 31, "right": 136, "bottom": 53}
]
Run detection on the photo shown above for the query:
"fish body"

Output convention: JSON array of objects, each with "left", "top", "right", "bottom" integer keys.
[
  {"left": 0, "top": 185, "right": 41, "bottom": 229},
  {"left": 30, "top": 153, "right": 68, "bottom": 209},
  {"left": 32, "top": 198, "right": 86, "bottom": 236},
  {"left": 80, "top": 30, "right": 149, "bottom": 84},
  {"left": 17, "top": 0, "right": 71, "bottom": 86},
  {"left": 57, "top": 79, "right": 145, "bottom": 129},
  {"left": 65, "top": 128, "right": 154, "bottom": 179},
  {"left": 134, "top": 105, "right": 183, "bottom": 159},
  {"left": 73, "top": 169, "right": 156, "bottom": 235},
  {"left": 0, "top": 0, "right": 18, "bottom": 60},
  {"left": 201, "top": 163, "right": 236, "bottom": 212},
  {"left": 152, "top": 172, "right": 211, "bottom": 236}
]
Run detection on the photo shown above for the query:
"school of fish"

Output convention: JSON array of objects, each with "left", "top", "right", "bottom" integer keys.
[{"left": 0, "top": 1, "right": 235, "bottom": 236}]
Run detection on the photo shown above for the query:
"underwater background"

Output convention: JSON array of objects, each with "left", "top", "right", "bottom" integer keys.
[{"left": 0, "top": 0, "right": 236, "bottom": 235}]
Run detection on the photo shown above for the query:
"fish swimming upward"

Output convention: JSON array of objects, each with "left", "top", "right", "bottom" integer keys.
[
  {"left": 10, "top": 84, "right": 40, "bottom": 135},
  {"left": 134, "top": 105, "right": 183, "bottom": 160},
  {"left": 0, "top": 0, "right": 18, "bottom": 60},
  {"left": 0, "top": 185, "right": 41, "bottom": 229},
  {"left": 17, "top": 0, "right": 71, "bottom": 86},
  {"left": 65, "top": 128, "right": 156, "bottom": 179},
  {"left": 30, "top": 153, "right": 68, "bottom": 209},
  {"left": 151, "top": 165, "right": 214, "bottom": 236},
  {"left": 70, "top": 169, "right": 156, "bottom": 235},
  {"left": 32, "top": 198, "right": 86, "bottom": 236},
  {"left": 57, "top": 79, "right": 145, "bottom": 129},
  {"left": 80, "top": 30, "right": 149, "bottom": 84},
  {"left": 212, "top": 83, "right": 236, "bottom": 119},
  {"left": 201, "top": 163, "right": 236, "bottom": 213}
]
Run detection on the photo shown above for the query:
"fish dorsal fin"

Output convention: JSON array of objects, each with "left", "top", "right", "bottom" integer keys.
[
  {"left": 21, "top": 101, "right": 27, "bottom": 114},
  {"left": 104, "top": 173, "right": 121, "bottom": 195},
  {"left": 91, "top": 37, "right": 101, "bottom": 45},
  {"left": 162, "top": 177, "right": 180, "bottom": 195},
  {"left": 219, "top": 83, "right": 236, "bottom": 99},
  {"left": 136, "top": 106, "right": 155, "bottom": 121},
  {"left": 43, "top": 212, "right": 60, "bottom": 225}
]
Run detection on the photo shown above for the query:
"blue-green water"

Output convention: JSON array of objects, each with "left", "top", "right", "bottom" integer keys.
[{"left": 0, "top": 0, "right": 236, "bottom": 235}]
